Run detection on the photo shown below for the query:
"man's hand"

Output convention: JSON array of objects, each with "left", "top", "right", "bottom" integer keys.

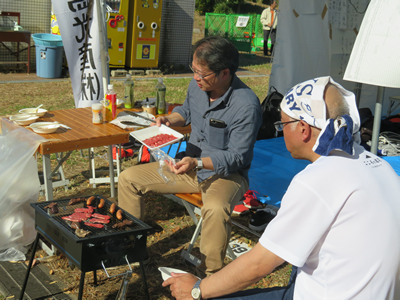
[
  {"left": 267, "top": 22, "right": 272, "bottom": 27},
  {"left": 162, "top": 272, "right": 198, "bottom": 300},
  {"left": 170, "top": 157, "right": 197, "bottom": 174},
  {"left": 155, "top": 116, "right": 171, "bottom": 127}
]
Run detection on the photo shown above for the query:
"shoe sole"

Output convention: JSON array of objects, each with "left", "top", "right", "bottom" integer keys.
[{"left": 248, "top": 223, "right": 268, "bottom": 231}]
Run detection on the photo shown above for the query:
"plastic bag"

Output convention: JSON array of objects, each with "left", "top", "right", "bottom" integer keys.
[
  {"left": 151, "top": 148, "right": 180, "bottom": 185},
  {"left": 0, "top": 119, "right": 44, "bottom": 261}
]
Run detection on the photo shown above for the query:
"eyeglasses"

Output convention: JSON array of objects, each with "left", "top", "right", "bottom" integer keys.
[
  {"left": 274, "top": 120, "right": 300, "bottom": 131},
  {"left": 189, "top": 65, "right": 216, "bottom": 80}
]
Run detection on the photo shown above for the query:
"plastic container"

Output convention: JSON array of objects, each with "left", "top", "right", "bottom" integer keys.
[
  {"left": 105, "top": 84, "right": 117, "bottom": 121},
  {"left": 32, "top": 33, "right": 63, "bottom": 78},
  {"left": 124, "top": 74, "right": 134, "bottom": 109},
  {"left": 142, "top": 98, "right": 156, "bottom": 115},
  {"left": 155, "top": 78, "right": 166, "bottom": 115},
  {"left": 130, "top": 124, "right": 184, "bottom": 149},
  {"left": 92, "top": 103, "right": 103, "bottom": 124}
]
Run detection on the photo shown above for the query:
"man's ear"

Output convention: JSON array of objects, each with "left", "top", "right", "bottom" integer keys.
[
  {"left": 220, "top": 68, "right": 230, "bottom": 80},
  {"left": 299, "top": 120, "right": 313, "bottom": 142}
]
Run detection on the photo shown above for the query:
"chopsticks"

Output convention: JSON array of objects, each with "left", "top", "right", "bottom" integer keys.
[{"left": 124, "top": 111, "right": 156, "bottom": 123}]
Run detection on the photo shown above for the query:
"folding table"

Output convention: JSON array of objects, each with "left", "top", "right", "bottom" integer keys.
[{"left": 26, "top": 107, "right": 130, "bottom": 201}]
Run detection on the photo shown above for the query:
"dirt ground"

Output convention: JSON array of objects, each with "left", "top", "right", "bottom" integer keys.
[{"left": 29, "top": 148, "right": 291, "bottom": 299}]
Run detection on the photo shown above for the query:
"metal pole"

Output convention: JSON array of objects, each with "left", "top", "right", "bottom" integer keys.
[
  {"left": 370, "top": 86, "right": 384, "bottom": 154},
  {"left": 96, "top": 0, "right": 110, "bottom": 98}
]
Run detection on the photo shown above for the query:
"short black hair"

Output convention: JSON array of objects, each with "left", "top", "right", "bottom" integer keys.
[{"left": 192, "top": 36, "right": 239, "bottom": 75}]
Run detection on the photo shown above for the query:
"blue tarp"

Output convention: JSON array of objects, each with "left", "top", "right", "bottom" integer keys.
[{"left": 162, "top": 137, "right": 400, "bottom": 208}]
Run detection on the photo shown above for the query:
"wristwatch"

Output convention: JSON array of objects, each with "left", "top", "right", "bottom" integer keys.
[
  {"left": 191, "top": 279, "right": 202, "bottom": 300},
  {"left": 194, "top": 158, "right": 203, "bottom": 171}
]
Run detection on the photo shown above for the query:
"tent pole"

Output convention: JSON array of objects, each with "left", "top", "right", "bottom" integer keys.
[
  {"left": 370, "top": 86, "right": 384, "bottom": 155},
  {"left": 97, "top": 0, "right": 110, "bottom": 99}
]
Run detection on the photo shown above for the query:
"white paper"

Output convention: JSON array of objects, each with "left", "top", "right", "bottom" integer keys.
[
  {"left": 330, "top": 29, "right": 357, "bottom": 54},
  {"left": 344, "top": 0, "right": 400, "bottom": 88},
  {"left": 331, "top": 53, "right": 351, "bottom": 77},
  {"left": 236, "top": 16, "right": 249, "bottom": 27}
]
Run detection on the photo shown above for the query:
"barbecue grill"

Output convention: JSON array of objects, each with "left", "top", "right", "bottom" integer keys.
[{"left": 19, "top": 196, "right": 152, "bottom": 300}]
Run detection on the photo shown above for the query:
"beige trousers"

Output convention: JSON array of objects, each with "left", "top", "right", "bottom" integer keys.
[{"left": 118, "top": 162, "right": 248, "bottom": 275}]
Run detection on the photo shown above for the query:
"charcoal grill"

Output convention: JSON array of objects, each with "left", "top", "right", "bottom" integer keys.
[{"left": 19, "top": 196, "right": 152, "bottom": 300}]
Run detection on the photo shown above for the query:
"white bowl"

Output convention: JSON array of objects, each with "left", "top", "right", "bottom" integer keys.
[
  {"left": 9, "top": 114, "right": 39, "bottom": 126},
  {"left": 158, "top": 267, "right": 189, "bottom": 281},
  {"left": 29, "top": 122, "right": 61, "bottom": 134},
  {"left": 19, "top": 108, "right": 48, "bottom": 117}
]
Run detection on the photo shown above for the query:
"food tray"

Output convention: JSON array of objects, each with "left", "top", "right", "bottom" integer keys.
[{"left": 130, "top": 125, "right": 184, "bottom": 149}]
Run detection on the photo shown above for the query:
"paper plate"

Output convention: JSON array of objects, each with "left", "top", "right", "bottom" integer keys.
[
  {"left": 130, "top": 125, "right": 184, "bottom": 149},
  {"left": 111, "top": 111, "right": 156, "bottom": 129},
  {"left": 158, "top": 267, "right": 188, "bottom": 281},
  {"left": 9, "top": 114, "right": 39, "bottom": 126},
  {"left": 29, "top": 122, "right": 61, "bottom": 134},
  {"left": 19, "top": 108, "right": 48, "bottom": 117}
]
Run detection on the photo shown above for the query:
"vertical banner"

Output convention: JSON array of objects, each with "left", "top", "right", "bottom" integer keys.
[{"left": 52, "top": 0, "right": 104, "bottom": 108}]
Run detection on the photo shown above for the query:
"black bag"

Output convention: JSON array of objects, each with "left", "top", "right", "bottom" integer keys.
[{"left": 256, "top": 86, "right": 284, "bottom": 140}]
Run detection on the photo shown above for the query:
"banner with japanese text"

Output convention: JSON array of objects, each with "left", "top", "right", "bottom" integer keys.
[{"left": 52, "top": 0, "right": 104, "bottom": 108}]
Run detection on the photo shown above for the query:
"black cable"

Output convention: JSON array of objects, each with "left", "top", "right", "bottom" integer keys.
[{"left": 348, "top": 0, "right": 370, "bottom": 14}]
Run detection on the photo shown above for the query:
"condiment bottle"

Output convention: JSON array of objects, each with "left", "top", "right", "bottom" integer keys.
[
  {"left": 155, "top": 78, "right": 166, "bottom": 114},
  {"left": 106, "top": 84, "right": 117, "bottom": 121},
  {"left": 92, "top": 103, "right": 103, "bottom": 124},
  {"left": 142, "top": 97, "right": 156, "bottom": 115},
  {"left": 124, "top": 74, "right": 134, "bottom": 109}
]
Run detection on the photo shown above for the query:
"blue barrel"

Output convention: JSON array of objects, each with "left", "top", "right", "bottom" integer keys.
[{"left": 32, "top": 33, "right": 64, "bottom": 78}]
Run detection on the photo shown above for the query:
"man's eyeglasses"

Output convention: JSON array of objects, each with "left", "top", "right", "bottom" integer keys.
[
  {"left": 274, "top": 120, "right": 300, "bottom": 131},
  {"left": 189, "top": 65, "right": 215, "bottom": 80}
]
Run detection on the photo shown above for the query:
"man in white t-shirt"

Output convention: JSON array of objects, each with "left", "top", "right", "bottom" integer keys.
[{"left": 162, "top": 76, "right": 400, "bottom": 300}]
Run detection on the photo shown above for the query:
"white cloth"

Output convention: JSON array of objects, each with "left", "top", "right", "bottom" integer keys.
[
  {"left": 280, "top": 76, "right": 360, "bottom": 131},
  {"left": 280, "top": 76, "right": 361, "bottom": 154},
  {"left": 260, "top": 144, "right": 400, "bottom": 299}
]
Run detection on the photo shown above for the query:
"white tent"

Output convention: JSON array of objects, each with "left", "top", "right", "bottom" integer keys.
[{"left": 269, "top": 0, "right": 400, "bottom": 117}]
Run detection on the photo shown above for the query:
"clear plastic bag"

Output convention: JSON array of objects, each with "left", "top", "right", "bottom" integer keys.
[
  {"left": 0, "top": 119, "right": 43, "bottom": 261},
  {"left": 151, "top": 148, "right": 180, "bottom": 185}
]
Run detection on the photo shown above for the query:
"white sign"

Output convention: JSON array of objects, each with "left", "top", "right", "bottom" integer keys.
[
  {"left": 228, "top": 238, "right": 253, "bottom": 259},
  {"left": 236, "top": 16, "right": 249, "bottom": 27},
  {"left": 52, "top": 0, "right": 105, "bottom": 108},
  {"left": 344, "top": 0, "right": 400, "bottom": 88}
]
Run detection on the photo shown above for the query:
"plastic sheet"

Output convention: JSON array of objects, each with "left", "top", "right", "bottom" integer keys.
[
  {"left": 0, "top": 119, "right": 44, "bottom": 261},
  {"left": 151, "top": 148, "right": 180, "bottom": 185}
]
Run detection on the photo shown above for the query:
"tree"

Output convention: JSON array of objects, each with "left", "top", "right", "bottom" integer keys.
[{"left": 196, "top": 0, "right": 246, "bottom": 15}]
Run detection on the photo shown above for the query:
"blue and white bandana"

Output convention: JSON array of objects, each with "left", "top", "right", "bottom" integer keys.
[{"left": 280, "top": 76, "right": 361, "bottom": 156}]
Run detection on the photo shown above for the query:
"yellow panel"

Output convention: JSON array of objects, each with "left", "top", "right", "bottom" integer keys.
[
  {"left": 126, "top": 0, "right": 163, "bottom": 68},
  {"left": 106, "top": 0, "right": 130, "bottom": 68}
]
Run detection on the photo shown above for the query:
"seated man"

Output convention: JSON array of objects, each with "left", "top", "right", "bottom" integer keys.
[
  {"left": 118, "top": 35, "right": 262, "bottom": 276},
  {"left": 163, "top": 76, "right": 400, "bottom": 299}
]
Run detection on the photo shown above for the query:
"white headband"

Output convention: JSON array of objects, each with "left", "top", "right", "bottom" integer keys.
[{"left": 281, "top": 76, "right": 361, "bottom": 155}]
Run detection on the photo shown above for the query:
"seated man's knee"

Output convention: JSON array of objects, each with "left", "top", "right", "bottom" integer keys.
[{"left": 202, "top": 202, "right": 230, "bottom": 222}]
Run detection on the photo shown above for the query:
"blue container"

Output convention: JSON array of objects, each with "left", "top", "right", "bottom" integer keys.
[{"left": 32, "top": 33, "right": 64, "bottom": 78}]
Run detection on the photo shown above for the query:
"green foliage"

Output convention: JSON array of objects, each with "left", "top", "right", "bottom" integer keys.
[
  {"left": 196, "top": 0, "right": 246, "bottom": 15},
  {"left": 214, "top": 2, "right": 233, "bottom": 14},
  {"left": 196, "top": 0, "right": 215, "bottom": 15}
]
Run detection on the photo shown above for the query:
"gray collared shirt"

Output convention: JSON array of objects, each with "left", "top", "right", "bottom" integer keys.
[{"left": 173, "top": 75, "right": 262, "bottom": 184}]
